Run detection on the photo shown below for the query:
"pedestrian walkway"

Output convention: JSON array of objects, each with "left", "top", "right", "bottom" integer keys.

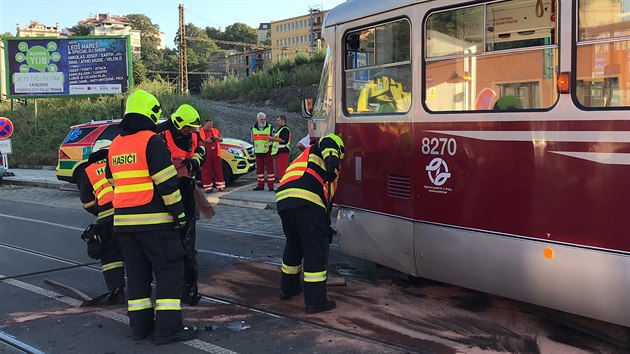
[{"left": 2, "top": 168, "right": 279, "bottom": 210}]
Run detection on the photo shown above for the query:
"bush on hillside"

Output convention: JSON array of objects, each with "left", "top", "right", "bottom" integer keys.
[{"left": 200, "top": 48, "right": 326, "bottom": 105}]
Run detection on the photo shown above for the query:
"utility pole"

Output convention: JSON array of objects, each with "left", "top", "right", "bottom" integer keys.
[
  {"left": 309, "top": 7, "right": 314, "bottom": 51},
  {"left": 178, "top": 3, "right": 188, "bottom": 95}
]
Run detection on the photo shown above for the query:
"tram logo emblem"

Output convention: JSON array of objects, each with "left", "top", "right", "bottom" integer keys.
[{"left": 426, "top": 157, "right": 451, "bottom": 186}]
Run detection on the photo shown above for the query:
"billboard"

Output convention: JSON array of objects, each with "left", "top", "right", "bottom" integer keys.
[{"left": 3, "top": 36, "right": 133, "bottom": 98}]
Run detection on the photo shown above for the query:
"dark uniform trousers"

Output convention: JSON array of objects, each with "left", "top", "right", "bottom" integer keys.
[
  {"left": 178, "top": 177, "right": 199, "bottom": 303},
  {"left": 98, "top": 221, "right": 125, "bottom": 290},
  {"left": 118, "top": 229, "right": 185, "bottom": 338},
  {"left": 279, "top": 205, "right": 330, "bottom": 306}
]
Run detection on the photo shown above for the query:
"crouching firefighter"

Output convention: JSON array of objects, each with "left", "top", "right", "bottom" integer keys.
[
  {"left": 157, "top": 104, "right": 206, "bottom": 306},
  {"left": 78, "top": 139, "right": 125, "bottom": 304},
  {"left": 275, "top": 133, "right": 345, "bottom": 314},
  {"left": 108, "top": 89, "right": 198, "bottom": 344}
]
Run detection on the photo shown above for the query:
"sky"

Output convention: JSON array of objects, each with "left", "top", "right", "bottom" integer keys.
[{"left": 0, "top": 0, "right": 347, "bottom": 48}]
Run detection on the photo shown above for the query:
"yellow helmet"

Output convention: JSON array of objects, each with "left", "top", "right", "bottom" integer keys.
[
  {"left": 124, "top": 89, "right": 162, "bottom": 124},
  {"left": 171, "top": 104, "right": 201, "bottom": 130},
  {"left": 326, "top": 133, "right": 345, "bottom": 159}
]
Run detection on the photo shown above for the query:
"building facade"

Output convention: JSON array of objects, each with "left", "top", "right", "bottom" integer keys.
[
  {"left": 270, "top": 9, "right": 328, "bottom": 62},
  {"left": 16, "top": 21, "right": 62, "bottom": 37},
  {"left": 258, "top": 23, "right": 271, "bottom": 45},
  {"left": 81, "top": 14, "right": 142, "bottom": 58}
]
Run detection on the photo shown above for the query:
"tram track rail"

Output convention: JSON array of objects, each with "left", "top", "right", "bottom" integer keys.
[
  {"left": 1, "top": 211, "right": 627, "bottom": 351},
  {"left": 0, "top": 240, "right": 424, "bottom": 354}
]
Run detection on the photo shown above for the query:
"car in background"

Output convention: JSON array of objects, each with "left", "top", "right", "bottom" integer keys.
[{"left": 56, "top": 119, "right": 256, "bottom": 184}]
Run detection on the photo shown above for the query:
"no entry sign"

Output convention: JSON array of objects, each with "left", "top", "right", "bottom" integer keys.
[{"left": 0, "top": 117, "right": 14, "bottom": 139}]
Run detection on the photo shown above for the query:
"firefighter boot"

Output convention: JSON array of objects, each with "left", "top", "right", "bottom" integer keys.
[
  {"left": 280, "top": 272, "right": 301, "bottom": 300},
  {"left": 106, "top": 287, "right": 126, "bottom": 305},
  {"left": 154, "top": 326, "right": 199, "bottom": 345},
  {"left": 305, "top": 300, "right": 336, "bottom": 314}
]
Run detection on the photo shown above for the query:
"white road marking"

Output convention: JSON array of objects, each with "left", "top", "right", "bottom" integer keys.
[{"left": 0, "top": 275, "right": 239, "bottom": 354}]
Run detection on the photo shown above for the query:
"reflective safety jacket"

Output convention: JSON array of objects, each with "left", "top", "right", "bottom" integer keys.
[
  {"left": 252, "top": 123, "right": 272, "bottom": 154},
  {"left": 271, "top": 125, "right": 291, "bottom": 155},
  {"left": 276, "top": 136, "right": 342, "bottom": 212},
  {"left": 200, "top": 127, "right": 221, "bottom": 156},
  {"left": 160, "top": 129, "right": 205, "bottom": 178},
  {"left": 80, "top": 159, "right": 114, "bottom": 223},
  {"left": 108, "top": 130, "right": 185, "bottom": 232}
]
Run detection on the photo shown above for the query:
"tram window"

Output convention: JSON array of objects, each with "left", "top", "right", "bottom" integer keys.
[
  {"left": 344, "top": 19, "right": 411, "bottom": 115},
  {"left": 424, "top": 0, "right": 558, "bottom": 112},
  {"left": 576, "top": 1, "right": 630, "bottom": 109}
]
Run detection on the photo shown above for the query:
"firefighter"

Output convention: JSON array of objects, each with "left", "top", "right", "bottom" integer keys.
[
  {"left": 251, "top": 112, "right": 275, "bottom": 191},
  {"left": 108, "top": 89, "right": 198, "bottom": 344},
  {"left": 269, "top": 115, "right": 291, "bottom": 181},
  {"left": 77, "top": 139, "right": 125, "bottom": 304},
  {"left": 275, "top": 133, "right": 345, "bottom": 314},
  {"left": 199, "top": 118, "right": 225, "bottom": 193},
  {"left": 157, "top": 104, "right": 206, "bottom": 306}
]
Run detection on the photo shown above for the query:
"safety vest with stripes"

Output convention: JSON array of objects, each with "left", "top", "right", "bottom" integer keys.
[
  {"left": 252, "top": 124, "right": 272, "bottom": 154},
  {"left": 271, "top": 125, "right": 291, "bottom": 155},
  {"left": 276, "top": 145, "right": 337, "bottom": 210},
  {"left": 84, "top": 159, "right": 114, "bottom": 222},
  {"left": 109, "top": 131, "right": 155, "bottom": 209},
  {"left": 162, "top": 129, "right": 197, "bottom": 160}
]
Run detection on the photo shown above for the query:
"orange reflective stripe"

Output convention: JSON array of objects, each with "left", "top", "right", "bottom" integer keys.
[{"left": 278, "top": 147, "right": 311, "bottom": 187}]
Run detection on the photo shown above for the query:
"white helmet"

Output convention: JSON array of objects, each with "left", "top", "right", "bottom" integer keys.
[{"left": 92, "top": 139, "right": 112, "bottom": 153}]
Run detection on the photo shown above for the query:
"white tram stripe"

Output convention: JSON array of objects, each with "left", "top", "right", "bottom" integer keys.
[
  {"left": 550, "top": 151, "right": 630, "bottom": 165},
  {"left": 426, "top": 130, "right": 630, "bottom": 143},
  {"left": 0, "top": 277, "right": 239, "bottom": 353}
]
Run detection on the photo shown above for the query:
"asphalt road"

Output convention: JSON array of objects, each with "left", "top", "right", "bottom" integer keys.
[{"left": 0, "top": 185, "right": 626, "bottom": 354}]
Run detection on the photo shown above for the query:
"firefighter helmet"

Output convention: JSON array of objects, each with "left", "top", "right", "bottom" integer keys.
[
  {"left": 327, "top": 133, "right": 345, "bottom": 160},
  {"left": 171, "top": 104, "right": 201, "bottom": 130},
  {"left": 124, "top": 89, "right": 162, "bottom": 124}
]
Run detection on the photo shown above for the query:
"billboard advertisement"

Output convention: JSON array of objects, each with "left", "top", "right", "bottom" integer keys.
[{"left": 3, "top": 36, "right": 133, "bottom": 98}]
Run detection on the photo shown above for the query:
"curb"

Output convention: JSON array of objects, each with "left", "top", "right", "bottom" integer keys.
[
  {"left": 3, "top": 178, "right": 278, "bottom": 210},
  {"left": 2, "top": 178, "right": 65, "bottom": 190}
]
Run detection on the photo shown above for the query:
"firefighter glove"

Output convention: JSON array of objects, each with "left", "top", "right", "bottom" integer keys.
[
  {"left": 182, "top": 158, "right": 200, "bottom": 174},
  {"left": 175, "top": 212, "right": 187, "bottom": 230}
]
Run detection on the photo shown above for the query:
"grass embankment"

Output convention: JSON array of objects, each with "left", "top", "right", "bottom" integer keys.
[{"left": 201, "top": 50, "right": 325, "bottom": 112}]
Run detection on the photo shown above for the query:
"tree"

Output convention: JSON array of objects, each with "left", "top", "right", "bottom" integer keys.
[
  {"left": 124, "top": 14, "right": 165, "bottom": 70},
  {"left": 223, "top": 23, "right": 257, "bottom": 44},
  {"left": 69, "top": 23, "right": 93, "bottom": 36},
  {"left": 0, "top": 32, "right": 14, "bottom": 39},
  {"left": 132, "top": 59, "right": 147, "bottom": 84},
  {"left": 205, "top": 22, "right": 256, "bottom": 50}
]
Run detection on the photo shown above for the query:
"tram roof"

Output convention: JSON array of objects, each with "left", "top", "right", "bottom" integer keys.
[{"left": 325, "top": 0, "right": 423, "bottom": 27}]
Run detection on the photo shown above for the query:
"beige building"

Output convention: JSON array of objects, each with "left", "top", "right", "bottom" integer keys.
[
  {"left": 81, "top": 14, "right": 148, "bottom": 58},
  {"left": 16, "top": 21, "right": 62, "bottom": 37},
  {"left": 270, "top": 9, "right": 328, "bottom": 62},
  {"left": 91, "top": 19, "right": 142, "bottom": 58}
]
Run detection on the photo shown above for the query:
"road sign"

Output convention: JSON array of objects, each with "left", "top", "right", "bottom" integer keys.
[
  {"left": 0, "top": 117, "right": 14, "bottom": 139},
  {"left": 0, "top": 138, "right": 12, "bottom": 154},
  {"left": 475, "top": 88, "right": 497, "bottom": 110}
]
